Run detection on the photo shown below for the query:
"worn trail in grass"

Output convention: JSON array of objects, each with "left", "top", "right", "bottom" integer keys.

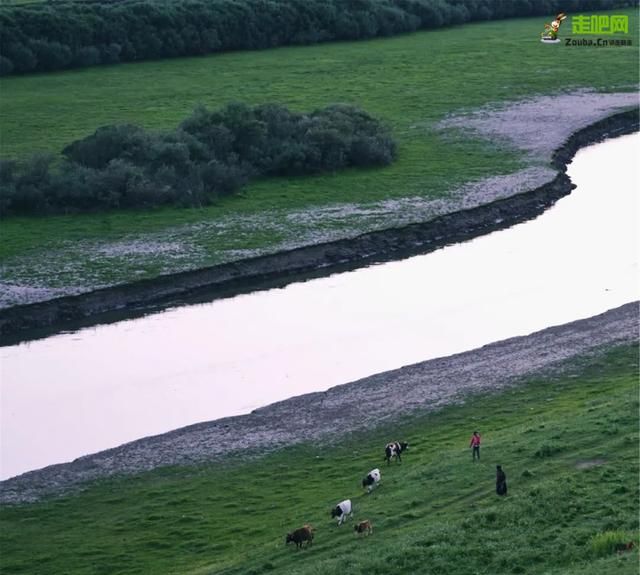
[{"left": 1, "top": 343, "right": 638, "bottom": 575}]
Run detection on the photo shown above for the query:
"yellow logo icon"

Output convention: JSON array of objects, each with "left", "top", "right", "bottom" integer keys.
[{"left": 541, "top": 12, "right": 567, "bottom": 44}]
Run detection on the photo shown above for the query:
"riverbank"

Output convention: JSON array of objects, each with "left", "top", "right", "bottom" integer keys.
[
  {"left": 0, "top": 315, "right": 637, "bottom": 575},
  {"left": 1, "top": 108, "right": 638, "bottom": 341},
  {"left": 1, "top": 10, "right": 638, "bottom": 315},
  {"left": 1, "top": 300, "right": 637, "bottom": 504}
]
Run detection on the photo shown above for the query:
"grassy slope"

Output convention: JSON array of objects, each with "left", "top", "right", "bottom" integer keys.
[
  {"left": 1, "top": 10, "right": 638, "bottom": 271},
  {"left": 1, "top": 344, "right": 638, "bottom": 575}
]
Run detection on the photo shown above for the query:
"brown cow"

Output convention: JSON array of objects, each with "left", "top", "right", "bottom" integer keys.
[
  {"left": 354, "top": 520, "right": 373, "bottom": 536},
  {"left": 285, "top": 526, "right": 314, "bottom": 549}
]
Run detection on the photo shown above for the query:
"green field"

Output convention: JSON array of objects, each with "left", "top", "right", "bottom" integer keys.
[
  {"left": 1, "top": 344, "right": 637, "bottom": 574},
  {"left": 2, "top": 11, "right": 638, "bottom": 158},
  {"left": 0, "top": 10, "right": 638, "bottom": 297}
]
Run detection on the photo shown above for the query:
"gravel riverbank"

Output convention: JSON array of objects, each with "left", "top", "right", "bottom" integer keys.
[{"left": 1, "top": 301, "right": 637, "bottom": 505}]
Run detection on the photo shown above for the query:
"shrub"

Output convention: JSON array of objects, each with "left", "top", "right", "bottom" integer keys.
[
  {"left": 72, "top": 46, "right": 101, "bottom": 68},
  {"left": 1, "top": 102, "right": 396, "bottom": 216},
  {"left": 29, "top": 40, "right": 72, "bottom": 71},
  {"left": 0, "top": 55, "right": 14, "bottom": 76},
  {"left": 63, "top": 124, "right": 151, "bottom": 169},
  {"left": 589, "top": 531, "right": 634, "bottom": 557},
  {"left": 12, "top": 154, "right": 55, "bottom": 214},
  {"left": 100, "top": 43, "right": 122, "bottom": 65},
  {"left": 3, "top": 43, "right": 37, "bottom": 73},
  {"left": 0, "top": 159, "right": 17, "bottom": 216}
]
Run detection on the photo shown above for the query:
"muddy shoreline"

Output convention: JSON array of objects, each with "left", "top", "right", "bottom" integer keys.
[
  {"left": 0, "top": 109, "right": 637, "bottom": 343},
  {"left": 1, "top": 301, "right": 637, "bottom": 504}
]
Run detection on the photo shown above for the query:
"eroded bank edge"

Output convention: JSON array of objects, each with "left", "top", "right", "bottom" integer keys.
[
  {"left": 0, "top": 108, "right": 638, "bottom": 343},
  {"left": 0, "top": 301, "right": 637, "bottom": 504}
]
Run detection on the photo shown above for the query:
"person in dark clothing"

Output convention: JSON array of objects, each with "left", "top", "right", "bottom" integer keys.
[
  {"left": 469, "top": 431, "right": 481, "bottom": 461},
  {"left": 496, "top": 465, "right": 507, "bottom": 495}
]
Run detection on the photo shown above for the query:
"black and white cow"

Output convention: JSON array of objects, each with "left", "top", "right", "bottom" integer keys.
[
  {"left": 362, "top": 468, "right": 381, "bottom": 493},
  {"left": 330, "top": 499, "right": 353, "bottom": 526},
  {"left": 384, "top": 441, "right": 409, "bottom": 464}
]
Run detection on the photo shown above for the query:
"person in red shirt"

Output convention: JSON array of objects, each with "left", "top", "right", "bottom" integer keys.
[{"left": 469, "top": 431, "right": 481, "bottom": 461}]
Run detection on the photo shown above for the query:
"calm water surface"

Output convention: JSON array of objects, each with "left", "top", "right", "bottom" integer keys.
[{"left": 1, "top": 133, "right": 638, "bottom": 479}]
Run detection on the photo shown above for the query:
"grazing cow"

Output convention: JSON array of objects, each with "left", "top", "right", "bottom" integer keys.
[
  {"left": 384, "top": 441, "right": 409, "bottom": 464},
  {"left": 285, "top": 526, "right": 314, "bottom": 549},
  {"left": 354, "top": 520, "right": 373, "bottom": 536},
  {"left": 331, "top": 499, "right": 353, "bottom": 526},
  {"left": 303, "top": 523, "right": 316, "bottom": 534},
  {"left": 362, "top": 468, "right": 381, "bottom": 493}
]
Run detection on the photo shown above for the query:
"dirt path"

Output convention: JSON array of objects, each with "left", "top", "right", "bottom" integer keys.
[{"left": 1, "top": 301, "right": 637, "bottom": 505}]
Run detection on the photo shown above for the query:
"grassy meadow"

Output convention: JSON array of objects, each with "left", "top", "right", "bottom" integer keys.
[
  {"left": 1, "top": 9, "right": 638, "bottom": 292},
  {"left": 1, "top": 343, "right": 638, "bottom": 575}
]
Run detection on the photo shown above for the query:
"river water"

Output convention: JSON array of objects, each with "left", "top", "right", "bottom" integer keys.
[{"left": 1, "top": 133, "right": 638, "bottom": 480}]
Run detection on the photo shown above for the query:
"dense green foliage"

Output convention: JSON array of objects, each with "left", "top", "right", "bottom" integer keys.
[
  {"left": 0, "top": 0, "right": 635, "bottom": 75},
  {"left": 0, "top": 344, "right": 637, "bottom": 574},
  {"left": 0, "top": 102, "right": 395, "bottom": 215}
]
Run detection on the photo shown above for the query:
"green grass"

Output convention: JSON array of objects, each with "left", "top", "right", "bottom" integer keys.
[
  {"left": 2, "top": 11, "right": 638, "bottom": 159},
  {"left": 1, "top": 344, "right": 638, "bottom": 575},
  {"left": 590, "top": 530, "right": 636, "bottom": 557},
  {"left": 0, "top": 10, "right": 638, "bottom": 289}
]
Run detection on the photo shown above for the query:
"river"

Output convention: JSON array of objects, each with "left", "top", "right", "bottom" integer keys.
[{"left": 0, "top": 133, "right": 638, "bottom": 480}]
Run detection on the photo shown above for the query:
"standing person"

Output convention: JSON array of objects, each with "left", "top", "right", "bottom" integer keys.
[
  {"left": 496, "top": 465, "right": 507, "bottom": 496},
  {"left": 469, "top": 431, "right": 481, "bottom": 461}
]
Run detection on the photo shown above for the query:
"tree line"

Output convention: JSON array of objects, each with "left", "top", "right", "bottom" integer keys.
[
  {"left": 0, "top": 0, "right": 634, "bottom": 76},
  {"left": 0, "top": 103, "right": 397, "bottom": 216}
]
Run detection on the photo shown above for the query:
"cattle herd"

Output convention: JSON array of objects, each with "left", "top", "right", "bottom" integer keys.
[{"left": 285, "top": 441, "right": 408, "bottom": 549}]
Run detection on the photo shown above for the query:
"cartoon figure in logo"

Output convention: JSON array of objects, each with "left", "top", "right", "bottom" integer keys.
[{"left": 540, "top": 12, "right": 567, "bottom": 43}]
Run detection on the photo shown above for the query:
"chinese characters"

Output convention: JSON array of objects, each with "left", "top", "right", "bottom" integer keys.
[{"left": 571, "top": 15, "right": 629, "bottom": 35}]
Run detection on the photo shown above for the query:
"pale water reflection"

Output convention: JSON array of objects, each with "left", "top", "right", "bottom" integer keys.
[{"left": 1, "top": 133, "right": 638, "bottom": 479}]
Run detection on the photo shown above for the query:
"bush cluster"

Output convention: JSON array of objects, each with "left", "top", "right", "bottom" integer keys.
[
  {"left": 0, "top": 102, "right": 396, "bottom": 216},
  {"left": 589, "top": 531, "right": 634, "bottom": 557},
  {"left": 0, "top": 0, "right": 634, "bottom": 76}
]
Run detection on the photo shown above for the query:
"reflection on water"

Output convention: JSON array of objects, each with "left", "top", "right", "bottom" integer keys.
[{"left": 1, "top": 133, "right": 638, "bottom": 479}]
